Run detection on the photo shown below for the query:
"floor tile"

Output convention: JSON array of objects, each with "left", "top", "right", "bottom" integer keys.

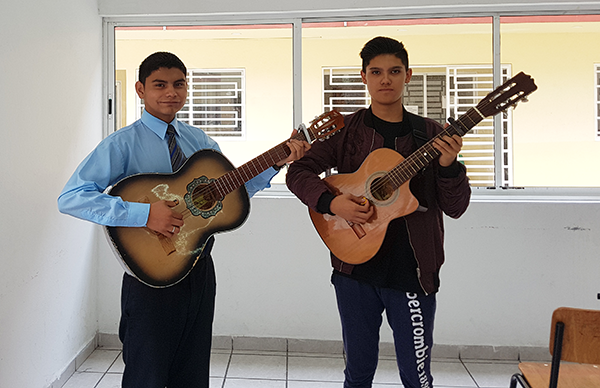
[
  {"left": 77, "top": 349, "right": 121, "bottom": 373},
  {"left": 288, "top": 381, "right": 344, "bottom": 387},
  {"left": 107, "top": 353, "right": 124, "bottom": 373},
  {"left": 211, "top": 376, "right": 224, "bottom": 388},
  {"left": 61, "top": 372, "right": 104, "bottom": 388},
  {"left": 373, "top": 358, "right": 402, "bottom": 384},
  {"left": 96, "top": 373, "right": 122, "bottom": 388},
  {"left": 211, "top": 351, "right": 231, "bottom": 377},
  {"left": 226, "top": 353, "right": 287, "bottom": 380},
  {"left": 60, "top": 346, "right": 525, "bottom": 388},
  {"left": 288, "top": 355, "right": 346, "bottom": 382},
  {"left": 463, "top": 361, "right": 520, "bottom": 387},
  {"left": 223, "top": 378, "right": 286, "bottom": 387},
  {"left": 431, "top": 360, "right": 477, "bottom": 387}
]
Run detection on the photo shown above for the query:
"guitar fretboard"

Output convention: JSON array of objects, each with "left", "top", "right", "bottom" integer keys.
[
  {"left": 385, "top": 107, "right": 486, "bottom": 190},
  {"left": 211, "top": 131, "right": 308, "bottom": 199}
]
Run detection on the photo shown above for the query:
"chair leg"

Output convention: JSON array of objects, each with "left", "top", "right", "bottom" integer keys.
[
  {"left": 510, "top": 373, "right": 530, "bottom": 388},
  {"left": 549, "top": 321, "right": 564, "bottom": 388}
]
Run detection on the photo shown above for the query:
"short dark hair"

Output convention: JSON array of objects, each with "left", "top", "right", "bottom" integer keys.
[
  {"left": 360, "top": 37, "right": 409, "bottom": 73},
  {"left": 138, "top": 52, "right": 187, "bottom": 85}
]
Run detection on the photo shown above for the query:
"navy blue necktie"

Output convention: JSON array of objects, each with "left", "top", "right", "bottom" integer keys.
[{"left": 166, "top": 125, "right": 187, "bottom": 171}]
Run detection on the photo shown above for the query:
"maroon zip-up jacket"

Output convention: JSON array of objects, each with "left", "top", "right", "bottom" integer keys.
[{"left": 286, "top": 108, "right": 471, "bottom": 294}]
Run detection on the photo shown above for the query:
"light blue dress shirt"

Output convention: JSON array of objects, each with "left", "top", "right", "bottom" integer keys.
[{"left": 58, "top": 110, "right": 278, "bottom": 227}]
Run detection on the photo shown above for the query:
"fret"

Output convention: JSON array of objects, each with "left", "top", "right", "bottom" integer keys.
[
  {"left": 213, "top": 179, "right": 226, "bottom": 199},
  {"left": 220, "top": 174, "right": 234, "bottom": 195},
  {"left": 240, "top": 167, "right": 251, "bottom": 182},
  {"left": 387, "top": 172, "right": 400, "bottom": 188},
  {"left": 249, "top": 160, "right": 259, "bottom": 176},
  {"left": 461, "top": 111, "right": 478, "bottom": 127}
]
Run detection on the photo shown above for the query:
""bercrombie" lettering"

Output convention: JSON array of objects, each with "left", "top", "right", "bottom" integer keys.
[{"left": 407, "top": 292, "right": 431, "bottom": 388}]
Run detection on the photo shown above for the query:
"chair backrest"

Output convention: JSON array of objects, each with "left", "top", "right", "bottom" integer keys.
[{"left": 550, "top": 307, "right": 600, "bottom": 365}]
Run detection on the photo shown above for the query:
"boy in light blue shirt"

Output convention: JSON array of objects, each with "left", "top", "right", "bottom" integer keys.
[{"left": 58, "top": 51, "right": 309, "bottom": 388}]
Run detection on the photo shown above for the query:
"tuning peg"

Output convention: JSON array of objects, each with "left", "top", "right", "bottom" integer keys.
[{"left": 522, "top": 96, "right": 529, "bottom": 103}]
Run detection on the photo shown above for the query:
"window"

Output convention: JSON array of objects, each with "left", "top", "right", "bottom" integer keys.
[
  {"left": 107, "top": 14, "right": 600, "bottom": 195},
  {"left": 500, "top": 15, "right": 600, "bottom": 188},
  {"left": 114, "top": 24, "right": 293, "bottom": 183},
  {"left": 596, "top": 64, "right": 600, "bottom": 139},
  {"left": 138, "top": 69, "right": 246, "bottom": 138},
  {"left": 446, "top": 66, "right": 513, "bottom": 186},
  {"left": 323, "top": 67, "right": 369, "bottom": 114}
]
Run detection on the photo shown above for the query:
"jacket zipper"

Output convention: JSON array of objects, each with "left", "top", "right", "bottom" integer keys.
[{"left": 404, "top": 217, "right": 428, "bottom": 296}]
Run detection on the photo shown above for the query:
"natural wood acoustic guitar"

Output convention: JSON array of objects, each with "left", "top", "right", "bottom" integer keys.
[
  {"left": 309, "top": 72, "right": 537, "bottom": 265},
  {"left": 105, "top": 110, "right": 344, "bottom": 287}
]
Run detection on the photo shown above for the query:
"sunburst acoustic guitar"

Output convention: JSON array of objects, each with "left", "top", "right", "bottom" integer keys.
[
  {"left": 105, "top": 110, "right": 344, "bottom": 287},
  {"left": 309, "top": 72, "right": 538, "bottom": 265}
]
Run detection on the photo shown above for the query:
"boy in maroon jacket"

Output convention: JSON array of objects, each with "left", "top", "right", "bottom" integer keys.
[{"left": 286, "top": 37, "right": 471, "bottom": 388}]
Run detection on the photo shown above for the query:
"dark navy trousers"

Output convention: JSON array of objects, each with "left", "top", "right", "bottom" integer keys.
[
  {"left": 332, "top": 273, "right": 436, "bottom": 388},
  {"left": 119, "top": 256, "right": 216, "bottom": 388}
]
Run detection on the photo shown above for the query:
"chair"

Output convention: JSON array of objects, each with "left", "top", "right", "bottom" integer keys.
[{"left": 509, "top": 307, "right": 600, "bottom": 388}]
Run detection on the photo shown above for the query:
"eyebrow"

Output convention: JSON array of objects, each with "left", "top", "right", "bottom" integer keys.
[
  {"left": 150, "top": 78, "right": 186, "bottom": 84},
  {"left": 368, "top": 66, "right": 404, "bottom": 71}
]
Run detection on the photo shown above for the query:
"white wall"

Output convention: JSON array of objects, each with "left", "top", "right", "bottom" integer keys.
[
  {"left": 0, "top": 0, "right": 103, "bottom": 386},
  {"left": 97, "top": 197, "right": 600, "bottom": 347}
]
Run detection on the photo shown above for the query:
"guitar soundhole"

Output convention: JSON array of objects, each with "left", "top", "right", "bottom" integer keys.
[
  {"left": 184, "top": 176, "right": 223, "bottom": 218},
  {"left": 192, "top": 185, "right": 217, "bottom": 211},
  {"left": 370, "top": 177, "right": 394, "bottom": 202}
]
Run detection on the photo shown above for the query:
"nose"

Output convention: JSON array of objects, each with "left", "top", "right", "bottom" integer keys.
[
  {"left": 381, "top": 73, "right": 391, "bottom": 85},
  {"left": 165, "top": 84, "right": 177, "bottom": 96}
]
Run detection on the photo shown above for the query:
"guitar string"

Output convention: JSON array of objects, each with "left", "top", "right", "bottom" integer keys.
[
  {"left": 175, "top": 138, "right": 295, "bottom": 220},
  {"left": 174, "top": 116, "right": 341, "bottom": 220},
  {"left": 360, "top": 92, "right": 510, "bottom": 199},
  {"left": 360, "top": 110, "right": 476, "bottom": 198},
  {"left": 366, "top": 79, "right": 528, "bottom": 197}
]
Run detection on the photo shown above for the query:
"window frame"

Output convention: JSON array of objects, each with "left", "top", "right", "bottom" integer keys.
[
  {"left": 103, "top": 14, "right": 600, "bottom": 203},
  {"left": 596, "top": 64, "right": 600, "bottom": 140}
]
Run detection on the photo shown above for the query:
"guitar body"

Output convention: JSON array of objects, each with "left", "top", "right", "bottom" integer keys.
[
  {"left": 106, "top": 149, "right": 249, "bottom": 287},
  {"left": 102, "top": 110, "right": 346, "bottom": 287},
  {"left": 309, "top": 148, "right": 420, "bottom": 265}
]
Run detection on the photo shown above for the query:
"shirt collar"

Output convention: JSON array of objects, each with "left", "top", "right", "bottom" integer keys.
[{"left": 141, "top": 109, "right": 179, "bottom": 139}]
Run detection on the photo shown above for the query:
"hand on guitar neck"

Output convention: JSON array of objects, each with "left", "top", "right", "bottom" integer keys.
[
  {"left": 432, "top": 133, "right": 463, "bottom": 167},
  {"left": 275, "top": 128, "right": 312, "bottom": 167}
]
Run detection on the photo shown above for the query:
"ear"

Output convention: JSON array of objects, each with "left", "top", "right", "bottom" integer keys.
[
  {"left": 405, "top": 68, "right": 413, "bottom": 84},
  {"left": 360, "top": 70, "right": 367, "bottom": 85},
  {"left": 135, "top": 81, "right": 145, "bottom": 99}
]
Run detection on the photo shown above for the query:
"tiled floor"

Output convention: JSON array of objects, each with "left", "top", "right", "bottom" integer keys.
[{"left": 61, "top": 347, "right": 522, "bottom": 388}]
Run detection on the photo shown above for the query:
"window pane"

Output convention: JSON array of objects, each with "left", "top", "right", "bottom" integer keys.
[
  {"left": 115, "top": 24, "right": 293, "bottom": 183},
  {"left": 302, "top": 18, "right": 496, "bottom": 187},
  {"left": 501, "top": 15, "right": 600, "bottom": 187}
]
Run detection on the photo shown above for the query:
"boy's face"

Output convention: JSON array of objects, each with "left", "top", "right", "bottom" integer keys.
[
  {"left": 135, "top": 67, "right": 187, "bottom": 124},
  {"left": 361, "top": 54, "right": 412, "bottom": 108}
]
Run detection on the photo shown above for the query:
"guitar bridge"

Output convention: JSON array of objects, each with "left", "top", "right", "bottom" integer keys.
[{"left": 347, "top": 221, "right": 366, "bottom": 239}]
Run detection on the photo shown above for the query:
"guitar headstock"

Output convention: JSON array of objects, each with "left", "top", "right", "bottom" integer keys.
[
  {"left": 304, "top": 110, "right": 345, "bottom": 142},
  {"left": 476, "top": 72, "right": 538, "bottom": 117}
]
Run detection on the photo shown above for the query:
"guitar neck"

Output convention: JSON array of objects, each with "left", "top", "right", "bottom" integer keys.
[
  {"left": 212, "top": 131, "right": 308, "bottom": 198},
  {"left": 387, "top": 107, "right": 486, "bottom": 189}
]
